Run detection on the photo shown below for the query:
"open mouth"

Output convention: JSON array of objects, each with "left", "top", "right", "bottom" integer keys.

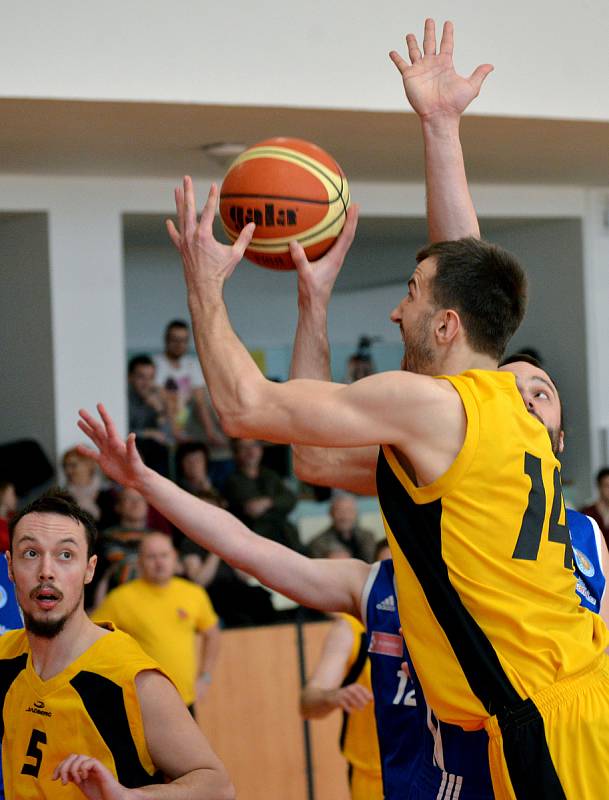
[{"left": 32, "top": 586, "right": 62, "bottom": 611}]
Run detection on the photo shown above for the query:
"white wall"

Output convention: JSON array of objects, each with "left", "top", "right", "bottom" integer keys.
[
  {"left": 0, "top": 214, "right": 55, "bottom": 461},
  {"left": 1, "top": 1, "right": 608, "bottom": 121}
]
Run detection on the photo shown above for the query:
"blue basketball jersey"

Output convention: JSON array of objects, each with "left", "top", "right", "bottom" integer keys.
[
  {"left": 0, "top": 555, "right": 21, "bottom": 634},
  {"left": 0, "top": 553, "right": 21, "bottom": 799},
  {"left": 401, "top": 510, "right": 606, "bottom": 799},
  {"left": 568, "top": 509, "right": 605, "bottom": 612},
  {"left": 362, "top": 559, "right": 421, "bottom": 797}
]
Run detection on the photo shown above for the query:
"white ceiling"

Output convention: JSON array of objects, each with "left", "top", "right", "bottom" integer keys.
[{"left": 2, "top": 98, "right": 609, "bottom": 185}]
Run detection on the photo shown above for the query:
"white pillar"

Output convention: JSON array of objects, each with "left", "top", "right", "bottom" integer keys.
[
  {"left": 582, "top": 189, "right": 609, "bottom": 486},
  {"left": 48, "top": 195, "right": 127, "bottom": 461}
]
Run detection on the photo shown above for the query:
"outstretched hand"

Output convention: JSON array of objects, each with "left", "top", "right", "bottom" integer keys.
[
  {"left": 289, "top": 204, "right": 359, "bottom": 307},
  {"left": 53, "top": 754, "right": 129, "bottom": 800},
  {"left": 389, "top": 19, "right": 493, "bottom": 120},
  {"left": 166, "top": 177, "right": 255, "bottom": 297},
  {"left": 77, "top": 404, "right": 148, "bottom": 490}
]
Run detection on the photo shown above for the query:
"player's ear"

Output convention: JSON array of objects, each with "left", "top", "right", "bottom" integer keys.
[
  {"left": 5, "top": 551, "right": 14, "bottom": 583},
  {"left": 557, "top": 430, "right": 565, "bottom": 455},
  {"left": 85, "top": 554, "right": 97, "bottom": 585},
  {"left": 436, "top": 309, "right": 460, "bottom": 345}
]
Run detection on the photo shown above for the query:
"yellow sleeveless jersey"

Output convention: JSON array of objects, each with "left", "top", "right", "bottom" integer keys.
[
  {"left": 339, "top": 614, "right": 381, "bottom": 778},
  {"left": 0, "top": 624, "right": 164, "bottom": 799},
  {"left": 377, "top": 369, "right": 609, "bottom": 729}
]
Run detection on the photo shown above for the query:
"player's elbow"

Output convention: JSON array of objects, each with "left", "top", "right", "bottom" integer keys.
[
  {"left": 217, "top": 380, "right": 267, "bottom": 438},
  {"left": 292, "top": 446, "right": 323, "bottom": 486}
]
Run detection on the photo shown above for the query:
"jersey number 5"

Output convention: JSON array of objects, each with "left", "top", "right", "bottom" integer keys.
[
  {"left": 21, "top": 729, "right": 47, "bottom": 778},
  {"left": 512, "top": 452, "right": 573, "bottom": 569}
]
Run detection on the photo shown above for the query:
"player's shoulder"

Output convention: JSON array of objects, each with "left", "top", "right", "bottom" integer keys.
[{"left": 0, "top": 628, "right": 28, "bottom": 658}]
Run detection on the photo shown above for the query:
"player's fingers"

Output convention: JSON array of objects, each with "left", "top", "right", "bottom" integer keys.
[
  {"left": 289, "top": 239, "right": 310, "bottom": 273},
  {"left": 175, "top": 185, "right": 185, "bottom": 235},
  {"left": 126, "top": 432, "right": 144, "bottom": 467},
  {"left": 77, "top": 410, "right": 105, "bottom": 446},
  {"left": 199, "top": 183, "right": 219, "bottom": 234},
  {"left": 97, "top": 402, "right": 121, "bottom": 444},
  {"left": 183, "top": 176, "right": 197, "bottom": 234},
  {"left": 55, "top": 753, "right": 81, "bottom": 784},
  {"left": 232, "top": 221, "right": 256, "bottom": 260},
  {"left": 75, "top": 442, "right": 103, "bottom": 464},
  {"left": 166, "top": 218, "right": 181, "bottom": 249},
  {"left": 333, "top": 203, "right": 358, "bottom": 256},
  {"left": 405, "top": 33, "right": 422, "bottom": 64},
  {"left": 389, "top": 49, "right": 409, "bottom": 74},
  {"left": 422, "top": 18, "right": 436, "bottom": 56},
  {"left": 468, "top": 63, "right": 494, "bottom": 95},
  {"left": 439, "top": 20, "right": 454, "bottom": 55}
]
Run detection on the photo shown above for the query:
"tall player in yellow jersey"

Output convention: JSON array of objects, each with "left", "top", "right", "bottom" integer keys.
[
  {"left": 162, "top": 17, "right": 609, "bottom": 799},
  {"left": 0, "top": 489, "right": 233, "bottom": 800}
]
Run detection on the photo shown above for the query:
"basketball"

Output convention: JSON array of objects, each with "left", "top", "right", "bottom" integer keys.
[{"left": 219, "top": 137, "right": 350, "bottom": 270}]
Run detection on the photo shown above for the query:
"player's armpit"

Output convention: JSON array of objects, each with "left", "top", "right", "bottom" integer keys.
[
  {"left": 292, "top": 444, "right": 378, "bottom": 496},
  {"left": 135, "top": 670, "right": 234, "bottom": 799}
]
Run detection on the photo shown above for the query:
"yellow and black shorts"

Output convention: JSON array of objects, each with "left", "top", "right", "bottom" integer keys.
[{"left": 485, "top": 656, "right": 609, "bottom": 799}]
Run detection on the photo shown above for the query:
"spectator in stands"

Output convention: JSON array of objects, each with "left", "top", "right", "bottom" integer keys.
[
  {"left": 154, "top": 320, "right": 211, "bottom": 437},
  {"left": 94, "top": 532, "right": 220, "bottom": 715},
  {"left": 580, "top": 467, "right": 609, "bottom": 548},
  {"left": 308, "top": 494, "right": 377, "bottom": 563},
  {"left": 179, "top": 495, "right": 277, "bottom": 628},
  {"left": 224, "top": 438, "right": 301, "bottom": 552},
  {"left": 0, "top": 481, "right": 17, "bottom": 552},
  {"left": 62, "top": 446, "right": 103, "bottom": 521},
  {"left": 128, "top": 354, "right": 171, "bottom": 475},
  {"left": 94, "top": 487, "right": 158, "bottom": 605},
  {"left": 176, "top": 442, "right": 222, "bottom": 505}
]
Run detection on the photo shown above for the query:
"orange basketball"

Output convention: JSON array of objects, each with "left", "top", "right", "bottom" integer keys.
[{"left": 219, "top": 137, "right": 350, "bottom": 270}]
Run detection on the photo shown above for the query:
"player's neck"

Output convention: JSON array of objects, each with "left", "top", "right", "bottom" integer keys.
[
  {"left": 431, "top": 347, "right": 498, "bottom": 377},
  {"left": 27, "top": 611, "right": 107, "bottom": 681}
]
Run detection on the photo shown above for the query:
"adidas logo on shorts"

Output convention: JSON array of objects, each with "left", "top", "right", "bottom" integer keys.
[{"left": 376, "top": 595, "right": 396, "bottom": 612}]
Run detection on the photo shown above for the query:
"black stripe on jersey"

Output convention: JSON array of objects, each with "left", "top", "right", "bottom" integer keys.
[
  {"left": 376, "top": 449, "right": 566, "bottom": 799},
  {"left": 71, "top": 670, "right": 162, "bottom": 787},
  {"left": 0, "top": 653, "right": 27, "bottom": 739},
  {"left": 339, "top": 631, "right": 368, "bottom": 753}
]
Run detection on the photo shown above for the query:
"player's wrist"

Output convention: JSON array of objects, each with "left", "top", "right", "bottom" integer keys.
[{"left": 420, "top": 112, "right": 462, "bottom": 137}]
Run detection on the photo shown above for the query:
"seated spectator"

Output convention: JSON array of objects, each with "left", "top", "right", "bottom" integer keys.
[
  {"left": 308, "top": 494, "right": 377, "bottom": 563},
  {"left": 93, "top": 533, "right": 220, "bottom": 715},
  {"left": 94, "top": 487, "right": 158, "bottom": 605},
  {"left": 62, "top": 446, "right": 103, "bottom": 521},
  {"left": 580, "top": 467, "right": 609, "bottom": 548},
  {"left": 0, "top": 481, "right": 17, "bottom": 552},
  {"left": 223, "top": 438, "right": 301, "bottom": 552},
  {"left": 128, "top": 354, "right": 171, "bottom": 475},
  {"left": 180, "top": 495, "right": 278, "bottom": 628},
  {"left": 176, "top": 442, "right": 223, "bottom": 505}
]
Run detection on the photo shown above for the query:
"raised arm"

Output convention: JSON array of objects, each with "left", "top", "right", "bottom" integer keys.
[
  {"left": 288, "top": 207, "right": 378, "bottom": 495},
  {"left": 390, "top": 19, "right": 493, "bottom": 242},
  {"left": 78, "top": 405, "right": 368, "bottom": 616},
  {"left": 165, "top": 179, "right": 463, "bottom": 480}
]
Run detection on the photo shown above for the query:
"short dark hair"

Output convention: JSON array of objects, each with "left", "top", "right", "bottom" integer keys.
[
  {"left": 176, "top": 441, "right": 209, "bottom": 478},
  {"left": 416, "top": 237, "right": 527, "bottom": 361},
  {"left": 128, "top": 354, "right": 155, "bottom": 375},
  {"left": 596, "top": 468, "right": 609, "bottom": 486},
  {"left": 165, "top": 320, "right": 189, "bottom": 337},
  {"left": 8, "top": 488, "right": 98, "bottom": 559}
]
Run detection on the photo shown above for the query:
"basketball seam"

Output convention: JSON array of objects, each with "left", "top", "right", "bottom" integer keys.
[
  {"left": 223, "top": 186, "right": 350, "bottom": 251},
  {"left": 223, "top": 146, "right": 346, "bottom": 203}
]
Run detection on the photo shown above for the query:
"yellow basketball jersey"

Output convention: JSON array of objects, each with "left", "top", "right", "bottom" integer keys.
[
  {"left": 339, "top": 615, "right": 381, "bottom": 778},
  {"left": 377, "top": 369, "right": 609, "bottom": 729},
  {"left": 0, "top": 624, "right": 163, "bottom": 799}
]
